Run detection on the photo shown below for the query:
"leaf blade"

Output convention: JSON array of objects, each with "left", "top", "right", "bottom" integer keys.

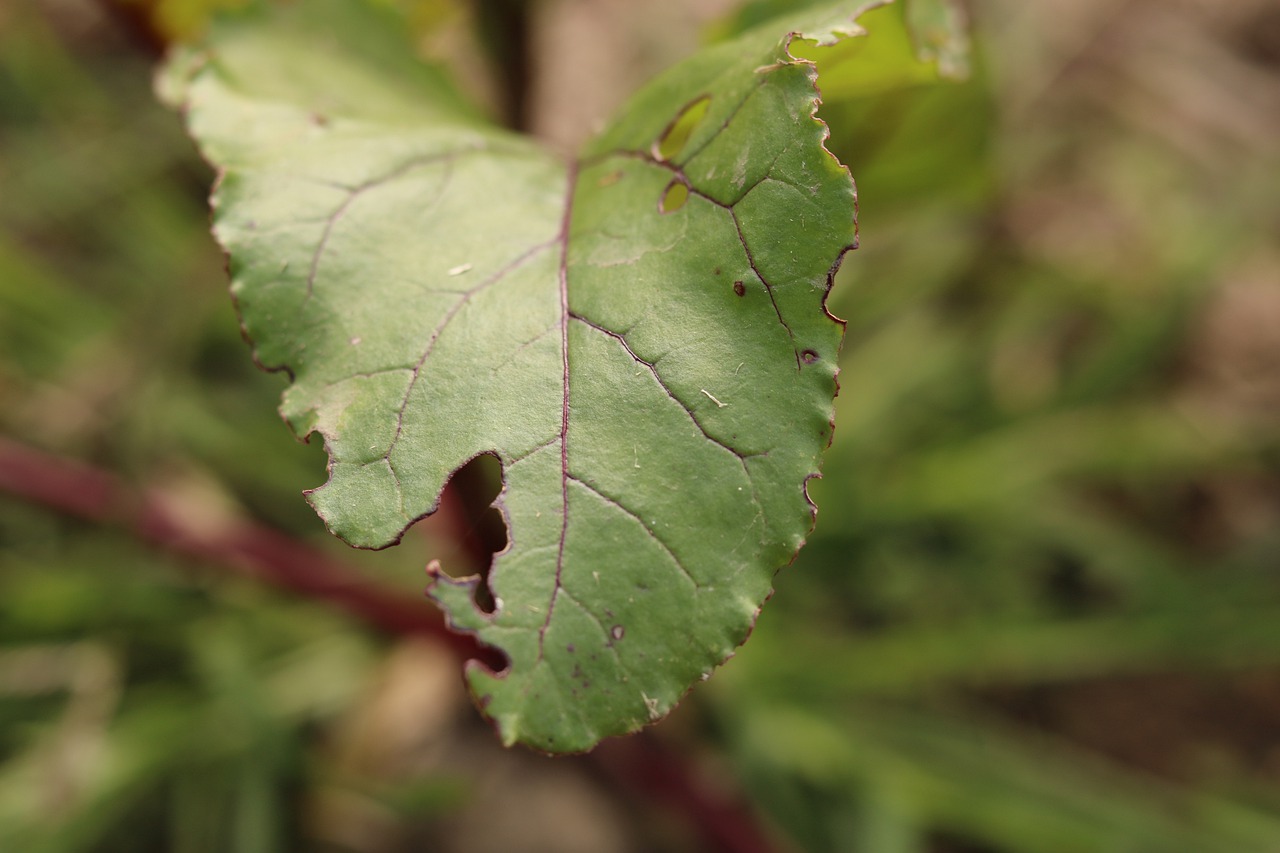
[{"left": 167, "top": 0, "right": 875, "bottom": 751}]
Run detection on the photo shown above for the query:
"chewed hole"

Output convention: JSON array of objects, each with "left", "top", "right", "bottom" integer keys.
[
  {"left": 659, "top": 180, "right": 689, "bottom": 214},
  {"left": 653, "top": 95, "right": 711, "bottom": 162},
  {"left": 426, "top": 452, "right": 507, "bottom": 614},
  {"left": 801, "top": 349, "right": 819, "bottom": 364}
]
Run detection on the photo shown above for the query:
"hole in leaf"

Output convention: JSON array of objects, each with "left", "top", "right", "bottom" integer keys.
[
  {"left": 659, "top": 180, "right": 689, "bottom": 214},
  {"left": 440, "top": 452, "right": 507, "bottom": 614},
  {"left": 801, "top": 349, "right": 819, "bottom": 364},
  {"left": 653, "top": 95, "right": 711, "bottom": 162}
]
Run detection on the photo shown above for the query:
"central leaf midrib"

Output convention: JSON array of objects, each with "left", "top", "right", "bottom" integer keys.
[
  {"left": 530, "top": 140, "right": 780, "bottom": 669},
  {"left": 537, "top": 160, "right": 580, "bottom": 663}
]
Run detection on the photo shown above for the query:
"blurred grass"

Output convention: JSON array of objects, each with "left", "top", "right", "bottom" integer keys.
[
  {"left": 2, "top": 0, "right": 1280, "bottom": 851},
  {"left": 709, "top": 1, "right": 1280, "bottom": 850}
]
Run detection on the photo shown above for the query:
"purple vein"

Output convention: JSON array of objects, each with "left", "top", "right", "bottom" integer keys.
[
  {"left": 559, "top": 587, "right": 623, "bottom": 666},
  {"left": 582, "top": 149, "right": 802, "bottom": 368},
  {"left": 301, "top": 145, "right": 494, "bottom": 302},
  {"left": 535, "top": 161, "right": 580, "bottom": 663},
  {"left": 305, "top": 190, "right": 363, "bottom": 301},
  {"left": 662, "top": 164, "right": 804, "bottom": 370},
  {"left": 569, "top": 474, "right": 699, "bottom": 589},
  {"left": 677, "top": 76, "right": 769, "bottom": 167},
  {"left": 566, "top": 314, "right": 768, "bottom": 526},
  {"left": 314, "top": 366, "right": 413, "bottom": 395},
  {"left": 567, "top": 313, "right": 759, "bottom": 463},
  {"left": 726, "top": 204, "right": 802, "bottom": 370},
  {"left": 553, "top": 325, "right": 767, "bottom": 585},
  {"left": 574, "top": 59, "right": 823, "bottom": 377},
  {"left": 489, "top": 322, "right": 558, "bottom": 375},
  {"left": 506, "top": 433, "right": 562, "bottom": 466},
  {"left": 380, "top": 238, "right": 558, "bottom": 501},
  {"left": 576, "top": 75, "right": 767, "bottom": 175}
]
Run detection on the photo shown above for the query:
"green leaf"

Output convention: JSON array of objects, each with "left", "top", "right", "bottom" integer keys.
[
  {"left": 163, "top": 0, "right": 873, "bottom": 751},
  {"left": 902, "top": 0, "right": 970, "bottom": 80},
  {"left": 712, "top": 0, "right": 970, "bottom": 96}
]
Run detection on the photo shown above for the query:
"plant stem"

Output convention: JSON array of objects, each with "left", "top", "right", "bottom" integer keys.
[
  {"left": 474, "top": 0, "right": 534, "bottom": 130},
  {"left": 0, "top": 436, "right": 783, "bottom": 853},
  {"left": 0, "top": 436, "right": 497, "bottom": 666}
]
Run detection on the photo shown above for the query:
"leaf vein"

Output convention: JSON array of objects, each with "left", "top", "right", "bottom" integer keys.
[
  {"left": 382, "top": 237, "right": 558, "bottom": 468},
  {"left": 567, "top": 313, "right": 757, "bottom": 462},
  {"left": 568, "top": 474, "right": 700, "bottom": 589},
  {"left": 302, "top": 147, "right": 487, "bottom": 301},
  {"left": 727, "top": 206, "right": 803, "bottom": 369},
  {"left": 536, "top": 161, "right": 580, "bottom": 663},
  {"left": 558, "top": 587, "right": 624, "bottom": 667},
  {"left": 575, "top": 150, "right": 802, "bottom": 367},
  {"left": 505, "top": 434, "right": 562, "bottom": 466}
]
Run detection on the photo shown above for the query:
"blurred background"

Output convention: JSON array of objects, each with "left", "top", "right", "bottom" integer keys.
[{"left": 1, "top": 0, "right": 1279, "bottom": 850}]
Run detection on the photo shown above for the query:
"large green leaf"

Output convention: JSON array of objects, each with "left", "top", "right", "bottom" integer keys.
[{"left": 163, "top": 0, "right": 875, "bottom": 751}]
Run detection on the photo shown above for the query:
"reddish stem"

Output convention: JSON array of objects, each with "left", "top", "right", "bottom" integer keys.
[
  {"left": 0, "top": 435, "right": 781, "bottom": 853},
  {"left": 593, "top": 735, "right": 785, "bottom": 853},
  {"left": 0, "top": 436, "right": 496, "bottom": 666}
]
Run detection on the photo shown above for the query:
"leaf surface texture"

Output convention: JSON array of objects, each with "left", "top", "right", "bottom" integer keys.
[{"left": 166, "top": 0, "right": 872, "bottom": 751}]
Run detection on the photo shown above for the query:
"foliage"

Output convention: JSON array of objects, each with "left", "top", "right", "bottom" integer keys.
[
  {"left": 1, "top": 0, "right": 1279, "bottom": 849},
  {"left": 159, "top": 0, "right": 910, "bottom": 751}
]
